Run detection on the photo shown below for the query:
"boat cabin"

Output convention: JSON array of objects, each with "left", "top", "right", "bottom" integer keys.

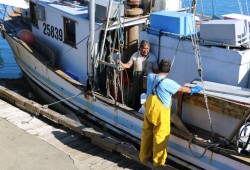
[{"left": 22, "top": 0, "right": 148, "bottom": 102}]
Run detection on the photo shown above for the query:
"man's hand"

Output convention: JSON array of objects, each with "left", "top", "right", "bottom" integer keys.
[{"left": 190, "top": 86, "right": 203, "bottom": 95}]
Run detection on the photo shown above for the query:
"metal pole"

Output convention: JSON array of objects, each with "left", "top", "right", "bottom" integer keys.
[
  {"left": 89, "top": 0, "right": 95, "bottom": 90},
  {"left": 99, "top": 0, "right": 113, "bottom": 62},
  {"left": 191, "top": 0, "right": 197, "bottom": 15}
]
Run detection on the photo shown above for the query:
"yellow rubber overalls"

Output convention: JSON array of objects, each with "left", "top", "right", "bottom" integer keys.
[{"left": 139, "top": 77, "right": 170, "bottom": 166}]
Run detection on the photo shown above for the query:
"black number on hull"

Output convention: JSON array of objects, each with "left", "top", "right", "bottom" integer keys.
[{"left": 43, "top": 23, "right": 63, "bottom": 41}]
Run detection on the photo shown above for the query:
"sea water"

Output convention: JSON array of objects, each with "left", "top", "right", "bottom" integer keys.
[
  {"left": 0, "top": 5, "right": 22, "bottom": 78},
  {"left": 183, "top": 0, "right": 250, "bottom": 16}
]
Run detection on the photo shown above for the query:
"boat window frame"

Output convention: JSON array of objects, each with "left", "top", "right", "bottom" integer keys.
[
  {"left": 63, "top": 17, "right": 77, "bottom": 48},
  {"left": 30, "top": 1, "right": 38, "bottom": 28}
]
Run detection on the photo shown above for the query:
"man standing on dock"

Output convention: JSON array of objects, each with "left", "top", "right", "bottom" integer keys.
[{"left": 139, "top": 59, "right": 202, "bottom": 166}]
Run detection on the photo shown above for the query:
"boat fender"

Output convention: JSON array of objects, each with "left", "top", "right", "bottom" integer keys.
[
  {"left": 17, "top": 29, "right": 35, "bottom": 45},
  {"left": 237, "top": 122, "right": 250, "bottom": 155}
]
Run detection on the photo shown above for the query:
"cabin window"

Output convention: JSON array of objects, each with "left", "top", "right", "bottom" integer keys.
[
  {"left": 30, "top": 1, "right": 38, "bottom": 27},
  {"left": 63, "top": 18, "right": 76, "bottom": 47}
]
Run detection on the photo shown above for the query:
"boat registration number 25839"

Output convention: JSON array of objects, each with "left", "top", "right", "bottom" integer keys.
[{"left": 43, "top": 23, "right": 63, "bottom": 41}]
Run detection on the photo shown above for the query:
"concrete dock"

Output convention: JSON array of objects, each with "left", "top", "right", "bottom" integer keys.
[
  {"left": 0, "top": 116, "right": 79, "bottom": 170},
  {"left": 0, "top": 99, "right": 149, "bottom": 170}
]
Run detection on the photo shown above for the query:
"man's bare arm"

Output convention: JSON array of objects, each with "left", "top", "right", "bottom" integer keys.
[{"left": 178, "top": 86, "right": 191, "bottom": 94}]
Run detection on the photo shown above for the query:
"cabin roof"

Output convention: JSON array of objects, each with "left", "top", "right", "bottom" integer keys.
[{"left": 37, "top": 0, "right": 90, "bottom": 21}]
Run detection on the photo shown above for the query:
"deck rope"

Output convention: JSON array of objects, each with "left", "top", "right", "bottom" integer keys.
[
  {"left": 43, "top": 92, "right": 83, "bottom": 108},
  {"left": 22, "top": 92, "right": 83, "bottom": 124}
]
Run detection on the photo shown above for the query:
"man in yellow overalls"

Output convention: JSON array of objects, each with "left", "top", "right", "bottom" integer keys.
[{"left": 139, "top": 59, "right": 202, "bottom": 166}]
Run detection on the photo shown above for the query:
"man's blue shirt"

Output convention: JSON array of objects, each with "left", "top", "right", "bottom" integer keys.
[{"left": 146, "top": 73, "right": 181, "bottom": 108}]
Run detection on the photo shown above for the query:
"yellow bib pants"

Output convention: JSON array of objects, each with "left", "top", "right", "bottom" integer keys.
[{"left": 139, "top": 94, "right": 170, "bottom": 166}]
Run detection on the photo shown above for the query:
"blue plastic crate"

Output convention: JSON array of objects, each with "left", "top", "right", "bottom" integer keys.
[{"left": 149, "top": 11, "right": 195, "bottom": 36}]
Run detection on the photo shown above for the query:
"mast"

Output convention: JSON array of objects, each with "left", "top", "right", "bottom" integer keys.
[
  {"left": 88, "top": 0, "right": 95, "bottom": 90},
  {"left": 191, "top": 0, "right": 197, "bottom": 15}
]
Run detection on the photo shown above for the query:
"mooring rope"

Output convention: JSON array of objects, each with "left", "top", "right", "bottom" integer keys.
[{"left": 22, "top": 92, "right": 83, "bottom": 124}]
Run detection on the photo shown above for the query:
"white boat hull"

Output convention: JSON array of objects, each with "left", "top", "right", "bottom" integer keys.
[{"left": 4, "top": 32, "right": 250, "bottom": 169}]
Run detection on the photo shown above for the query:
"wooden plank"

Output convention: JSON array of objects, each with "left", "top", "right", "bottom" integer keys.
[
  {"left": 55, "top": 136, "right": 88, "bottom": 152},
  {"left": 60, "top": 133, "right": 82, "bottom": 144},
  {"left": 55, "top": 70, "right": 83, "bottom": 86},
  {"left": 73, "top": 146, "right": 103, "bottom": 161},
  {"left": 105, "top": 157, "right": 136, "bottom": 169},
  {"left": 90, "top": 154, "right": 125, "bottom": 169},
  {"left": 65, "top": 138, "right": 87, "bottom": 147},
  {"left": 41, "top": 132, "right": 77, "bottom": 146},
  {"left": 69, "top": 143, "right": 98, "bottom": 157},
  {"left": 39, "top": 130, "right": 72, "bottom": 142},
  {"left": 55, "top": 141, "right": 85, "bottom": 154},
  {"left": 124, "top": 161, "right": 149, "bottom": 170},
  {"left": 63, "top": 139, "right": 91, "bottom": 155},
  {"left": 80, "top": 150, "right": 114, "bottom": 167},
  {"left": 177, "top": 93, "right": 249, "bottom": 119}
]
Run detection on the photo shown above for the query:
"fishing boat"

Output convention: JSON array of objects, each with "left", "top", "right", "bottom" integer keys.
[{"left": 0, "top": 0, "right": 250, "bottom": 169}]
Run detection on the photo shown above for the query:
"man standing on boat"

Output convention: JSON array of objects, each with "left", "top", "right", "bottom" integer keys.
[
  {"left": 139, "top": 59, "right": 202, "bottom": 166},
  {"left": 118, "top": 40, "right": 158, "bottom": 110}
]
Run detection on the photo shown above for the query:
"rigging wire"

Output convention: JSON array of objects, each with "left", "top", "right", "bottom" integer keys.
[
  {"left": 211, "top": 0, "right": 216, "bottom": 16},
  {"left": 188, "top": 0, "right": 193, "bottom": 13},
  {"left": 246, "top": 0, "right": 249, "bottom": 16},
  {"left": 170, "top": 39, "right": 181, "bottom": 68},
  {"left": 61, "top": 24, "right": 103, "bottom": 57},
  {"left": 98, "top": 0, "right": 113, "bottom": 65},
  {"left": 117, "top": 0, "right": 124, "bottom": 104},
  {"left": 1, "top": 5, "right": 7, "bottom": 26},
  {"left": 238, "top": 0, "right": 243, "bottom": 14},
  {"left": 200, "top": 0, "right": 204, "bottom": 19}
]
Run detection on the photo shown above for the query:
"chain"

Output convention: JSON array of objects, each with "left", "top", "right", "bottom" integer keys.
[{"left": 189, "top": 16, "right": 215, "bottom": 139}]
